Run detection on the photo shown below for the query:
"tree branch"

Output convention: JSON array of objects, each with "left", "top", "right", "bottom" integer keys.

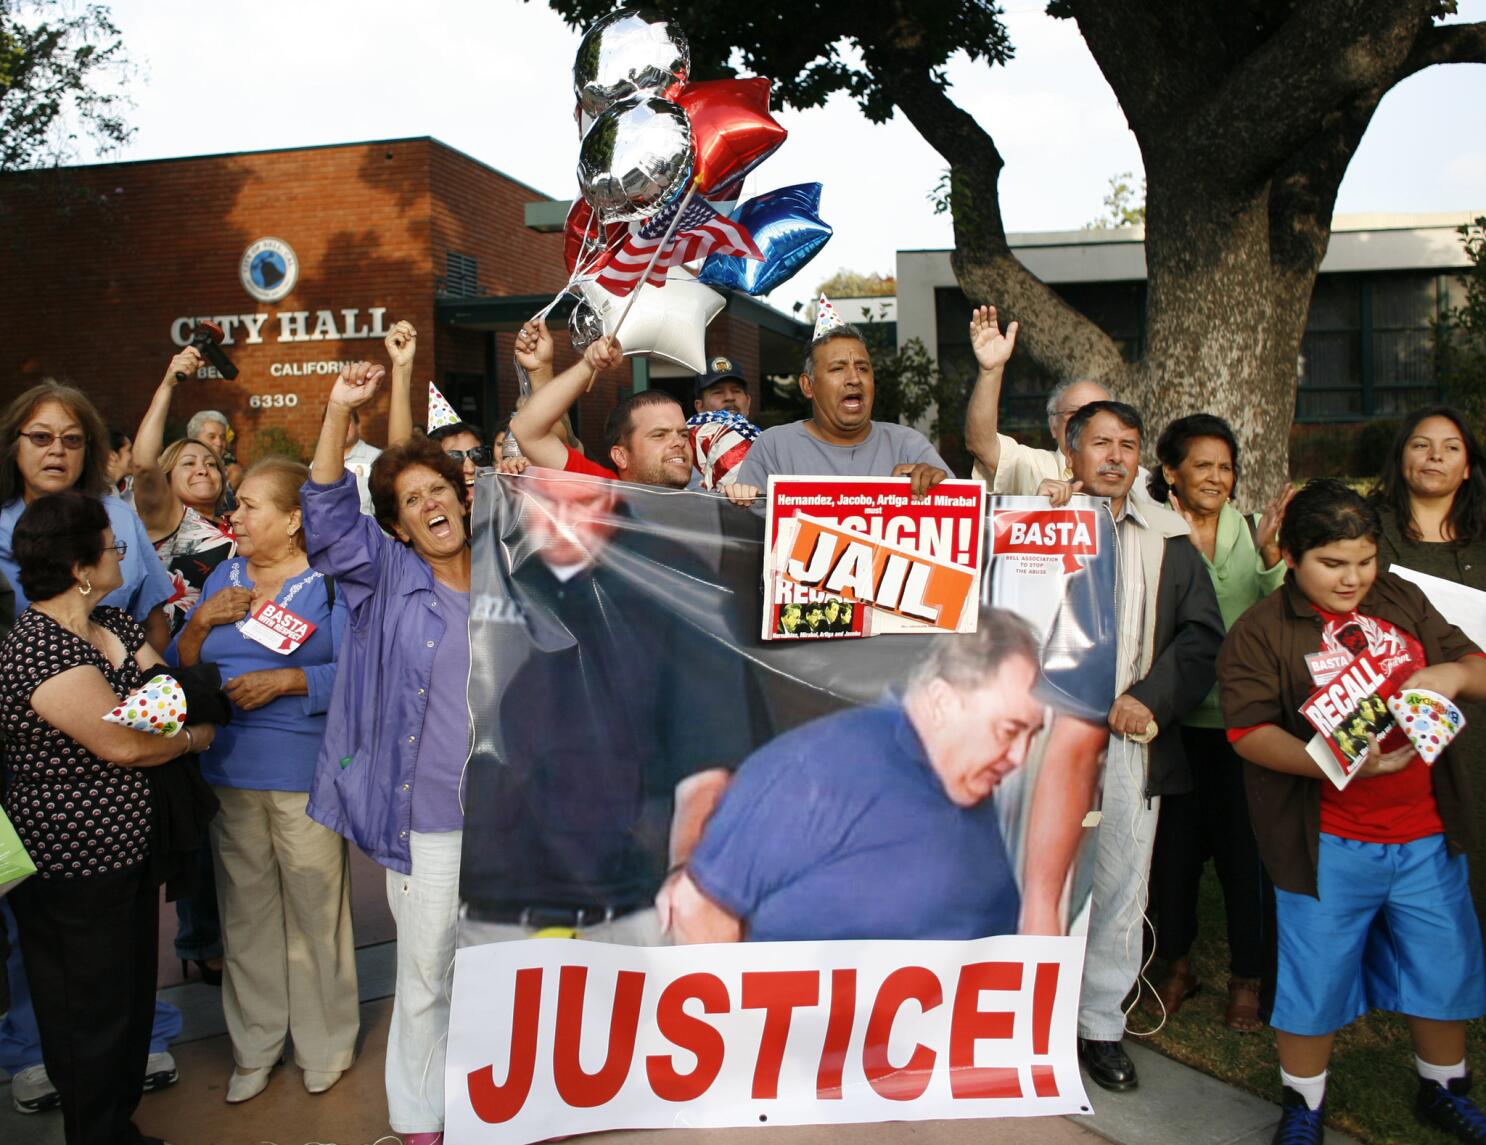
[
  {"left": 1400, "top": 19, "right": 1486, "bottom": 77},
  {"left": 1177, "top": 0, "right": 1431, "bottom": 189},
  {"left": 879, "top": 67, "right": 1125, "bottom": 382}
]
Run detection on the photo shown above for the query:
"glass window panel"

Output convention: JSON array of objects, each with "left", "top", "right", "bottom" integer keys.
[
  {"left": 1371, "top": 274, "right": 1436, "bottom": 329},
  {"left": 1306, "top": 276, "right": 1361, "bottom": 332}
]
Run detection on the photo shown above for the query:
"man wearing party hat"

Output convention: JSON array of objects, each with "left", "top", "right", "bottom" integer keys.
[{"left": 734, "top": 295, "right": 949, "bottom": 497}]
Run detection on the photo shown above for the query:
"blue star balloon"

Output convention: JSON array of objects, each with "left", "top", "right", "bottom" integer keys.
[{"left": 698, "top": 183, "right": 832, "bottom": 296}]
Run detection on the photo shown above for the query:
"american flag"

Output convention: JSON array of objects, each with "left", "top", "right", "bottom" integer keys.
[{"left": 592, "top": 196, "right": 762, "bottom": 297}]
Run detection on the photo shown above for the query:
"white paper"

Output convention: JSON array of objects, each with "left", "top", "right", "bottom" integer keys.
[{"left": 1390, "top": 565, "right": 1486, "bottom": 649}]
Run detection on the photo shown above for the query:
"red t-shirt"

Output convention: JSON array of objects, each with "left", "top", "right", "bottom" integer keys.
[
  {"left": 1310, "top": 608, "right": 1443, "bottom": 844},
  {"left": 563, "top": 445, "right": 616, "bottom": 480}
]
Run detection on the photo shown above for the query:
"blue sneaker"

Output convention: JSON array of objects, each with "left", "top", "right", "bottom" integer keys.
[
  {"left": 1272, "top": 1086, "right": 1325, "bottom": 1144},
  {"left": 1417, "top": 1074, "right": 1486, "bottom": 1143}
]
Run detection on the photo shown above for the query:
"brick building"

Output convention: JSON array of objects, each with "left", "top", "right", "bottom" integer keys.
[{"left": 0, "top": 137, "right": 804, "bottom": 461}]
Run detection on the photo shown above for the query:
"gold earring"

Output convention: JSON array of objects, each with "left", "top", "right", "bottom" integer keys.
[{"left": 79, "top": 577, "right": 93, "bottom": 597}]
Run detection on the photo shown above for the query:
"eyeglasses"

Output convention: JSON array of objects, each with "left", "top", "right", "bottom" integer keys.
[
  {"left": 18, "top": 430, "right": 86, "bottom": 450},
  {"left": 446, "top": 446, "right": 493, "bottom": 465},
  {"left": 105, "top": 540, "right": 128, "bottom": 559}
]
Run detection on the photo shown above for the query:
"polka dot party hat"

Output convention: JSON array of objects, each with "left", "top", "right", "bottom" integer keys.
[{"left": 104, "top": 674, "right": 188, "bottom": 737}]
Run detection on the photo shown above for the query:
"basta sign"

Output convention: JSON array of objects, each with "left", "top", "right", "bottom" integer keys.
[{"left": 445, "top": 936, "right": 1089, "bottom": 1143}]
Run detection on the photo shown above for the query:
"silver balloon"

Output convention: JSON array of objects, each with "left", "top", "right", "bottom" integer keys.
[
  {"left": 573, "top": 8, "right": 690, "bottom": 119},
  {"left": 577, "top": 96, "right": 693, "bottom": 223},
  {"left": 568, "top": 298, "right": 605, "bottom": 352}
]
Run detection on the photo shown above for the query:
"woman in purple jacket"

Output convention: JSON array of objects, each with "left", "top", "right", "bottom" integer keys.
[{"left": 300, "top": 361, "right": 471, "bottom": 1145}]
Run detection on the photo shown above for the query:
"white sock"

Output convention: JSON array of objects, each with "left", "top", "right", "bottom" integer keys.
[
  {"left": 1280, "top": 1068, "right": 1328, "bottom": 1111},
  {"left": 1416, "top": 1056, "right": 1467, "bottom": 1086}
]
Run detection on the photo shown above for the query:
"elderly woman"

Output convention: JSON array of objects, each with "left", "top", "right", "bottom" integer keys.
[
  {"left": 302, "top": 361, "right": 471, "bottom": 1145},
  {"left": 133, "top": 347, "right": 237, "bottom": 635},
  {"left": 1143, "top": 414, "right": 1292, "bottom": 1031},
  {"left": 1219, "top": 479, "right": 1486, "bottom": 1144},
  {"left": 1369, "top": 405, "right": 1486, "bottom": 936},
  {"left": 0, "top": 383, "right": 181, "bottom": 1112},
  {"left": 0, "top": 383, "right": 173, "bottom": 650},
  {"left": 170, "top": 457, "right": 355, "bottom": 1103},
  {"left": 0, "top": 490, "right": 218, "bottom": 1145}
]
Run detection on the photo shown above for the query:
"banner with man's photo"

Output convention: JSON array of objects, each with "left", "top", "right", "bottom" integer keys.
[{"left": 451, "top": 469, "right": 1120, "bottom": 1143}]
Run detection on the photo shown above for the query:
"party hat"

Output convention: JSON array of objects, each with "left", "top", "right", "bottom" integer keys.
[
  {"left": 103, "top": 675, "right": 188, "bottom": 737},
  {"left": 427, "top": 381, "right": 460, "bottom": 431},
  {"left": 812, "top": 294, "right": 846, "bottom": 341}
]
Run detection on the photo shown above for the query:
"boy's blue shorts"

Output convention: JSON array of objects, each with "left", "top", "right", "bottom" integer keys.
[{"left": 1271, "top": 833, "right": 1486, "bottom": 1036}]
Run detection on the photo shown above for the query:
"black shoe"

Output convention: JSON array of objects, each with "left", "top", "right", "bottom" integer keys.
[
  {"left": 182, "top": 958, "right": 222, "bottom": 987},
  {"left": 1417, "top": 1073, "right": 1486, "bottom": 1143},
  {"left": 1272, "top": 1086, "right": 1325, "bottom": 1144},
  {"left": 1078, "top": 1037, "right": 1138, "bottom": 1091}
]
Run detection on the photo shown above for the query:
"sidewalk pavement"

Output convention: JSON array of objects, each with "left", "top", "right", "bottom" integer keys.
[{"left": 1, "top": 936, "right": 1356, "bottom": 1145}]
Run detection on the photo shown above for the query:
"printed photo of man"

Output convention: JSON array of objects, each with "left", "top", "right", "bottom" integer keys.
[{"left": 661, "top": 609, "right": 1046, "bottom": 943}]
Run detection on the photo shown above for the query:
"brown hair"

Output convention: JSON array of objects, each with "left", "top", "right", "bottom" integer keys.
[
  {"left": 160, "top": 437, "right": 224, "bottom": 493},
  {"left": 12, "top": 489, "right": 111, "bottom": 602},
  {"left": 368, "top": 434, "right": 467, "bottom": 538},
  {"left": 603, "top": 390, "right": 683, "bottom": 452},
  {"left": 240, "top": 456, "right": 310, "bottom": 549},
  {"left": 0, "top": 381, "right": 111, "bottom": 502}
]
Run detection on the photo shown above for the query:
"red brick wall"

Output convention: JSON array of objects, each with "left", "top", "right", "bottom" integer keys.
[{"left": 0, "top": 137, "right": 773, "bottom": 466}]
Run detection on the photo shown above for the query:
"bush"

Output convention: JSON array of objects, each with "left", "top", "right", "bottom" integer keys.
[{"left": 251, "top": 427, "right": 305, "bottom": 464}]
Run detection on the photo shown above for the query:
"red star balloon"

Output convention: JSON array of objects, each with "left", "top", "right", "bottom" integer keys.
[{"left": 674, "top": 78, "right": 787, "bottom": 195}]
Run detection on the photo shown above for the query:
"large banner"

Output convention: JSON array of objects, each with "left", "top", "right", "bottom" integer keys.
[
  {"left": 446, "top": 935, "right": 1087, "bottom": 1143},
  {"left": 453, "top": 470, "right": 1120, "bottom": 1143}
]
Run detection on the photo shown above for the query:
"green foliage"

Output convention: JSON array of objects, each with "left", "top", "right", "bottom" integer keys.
[
  {"left": 1434, "top": 216, "right": 1486, "bottom": 430},
  {"left": 536, "top": 0, "right": 1013, "bottom": 123},
  {"left": 814, "top": 268, "right": 896, "bottom": 298},
  {"left": 250, "top": 427, "right": 306, "bottom": 465},
  {"left": 1086, "top": 170, "right": 1146, "bottom": 229},
  {"left": 0, "top": 1, "right": 133, "bottom": 170},
  {"left": 928, "top": 167, "right": 952, "bottom": 216}
]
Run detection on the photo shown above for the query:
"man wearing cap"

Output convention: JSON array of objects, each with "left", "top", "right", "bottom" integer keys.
[
  {"left": 687, "top": 356, "right": 761, "bottom": 491},
  {"left": 693, "top": 356, "right": 752, "bottom": 419},
  {"left": 733, "top": 301, "right": 949, "bottom": 499}
]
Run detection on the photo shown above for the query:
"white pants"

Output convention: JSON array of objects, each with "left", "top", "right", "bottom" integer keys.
[
  {"left": 1077, "top": 738, "right": 1160, "bottom": 1042},
  {"left": 385, "top": 830, "right": 462, "bottom": 1134}
]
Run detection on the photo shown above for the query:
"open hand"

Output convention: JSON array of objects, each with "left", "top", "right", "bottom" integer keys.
[
  {"left": 1256, "top": 485, "right": 1295, "bottom": 566},
  {"left": 223, "top": 669, "right": 294, "bottom": 712},
  {"left": 969, "top": 304, "right": 1018, "bottom": 373},
  {"left": 1357, "top": 732, "right": 1414, "bottom": 778}
]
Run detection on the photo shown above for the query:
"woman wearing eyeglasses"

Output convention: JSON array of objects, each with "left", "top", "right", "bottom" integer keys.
[
  {"left": 0, "top": 383, "right": 175, "bottom": 651},
  {"left": 132, "top": 349, "right": 238, "bottom": 637},
  {"left": 0, "top": 489, "right": 218, "bottom": 1145}
]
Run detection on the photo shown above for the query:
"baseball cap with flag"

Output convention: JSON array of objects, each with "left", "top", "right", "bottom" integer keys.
[
  {"left": 427, "top": 381, "right": 460, "bottom": 431},
  {"left": 813, "top": 294, "right": 847, "bottom": 341},
  {"left": 694, "top": 354, "right": 746, "bottom": 396}
]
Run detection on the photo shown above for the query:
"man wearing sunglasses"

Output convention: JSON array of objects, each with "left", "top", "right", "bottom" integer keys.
[{"left": 429, "top": 424, "right": 491, "bottom": 505}]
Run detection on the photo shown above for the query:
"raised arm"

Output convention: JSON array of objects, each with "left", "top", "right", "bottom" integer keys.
[
  {"left": 963, "top": 305, "right": 1018, "bottom": 476},
  {"left": 383, "top": 320, "right": 417, "bottom": 446},
  {"left": 131, "top": 347, "right": 203, "bottom": 534},
  {"left": 313, "top": 362, "right": 386, "bottom": 484},
  {"left": 507, "top": 336, "right": 620, "bottom": 469},
  {"left": 514, "top": 317, "right": 556, "bottom": 390}
]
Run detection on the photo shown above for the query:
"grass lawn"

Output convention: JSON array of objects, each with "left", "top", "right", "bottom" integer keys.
[{"left": 1135, "top": 871, "right": 1486, "bottom": 1143}]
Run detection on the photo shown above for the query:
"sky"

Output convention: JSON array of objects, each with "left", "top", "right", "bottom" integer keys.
[{"left": 77, "top": 1, "right": 1486, "bottom": 316}]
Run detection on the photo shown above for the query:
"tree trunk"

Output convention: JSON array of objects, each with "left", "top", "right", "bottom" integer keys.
[{"left": 1125, "top": 179, "right": 1317, "bottom": 509}]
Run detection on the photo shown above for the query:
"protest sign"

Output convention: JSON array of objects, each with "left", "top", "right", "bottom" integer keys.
[
  {"left": 445, "top": 935, "right": 1089, "bottom": 1143},
  {"left": 456, "top": 470, "right": 1123, "bottom": 1140},
  {"left": 762, "top": 477, "right": 985, "bottom": 639}
]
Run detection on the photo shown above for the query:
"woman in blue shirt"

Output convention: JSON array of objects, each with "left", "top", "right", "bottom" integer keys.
[{"left": 172, "top": 457, "right": 356, "bottom": 1105}]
